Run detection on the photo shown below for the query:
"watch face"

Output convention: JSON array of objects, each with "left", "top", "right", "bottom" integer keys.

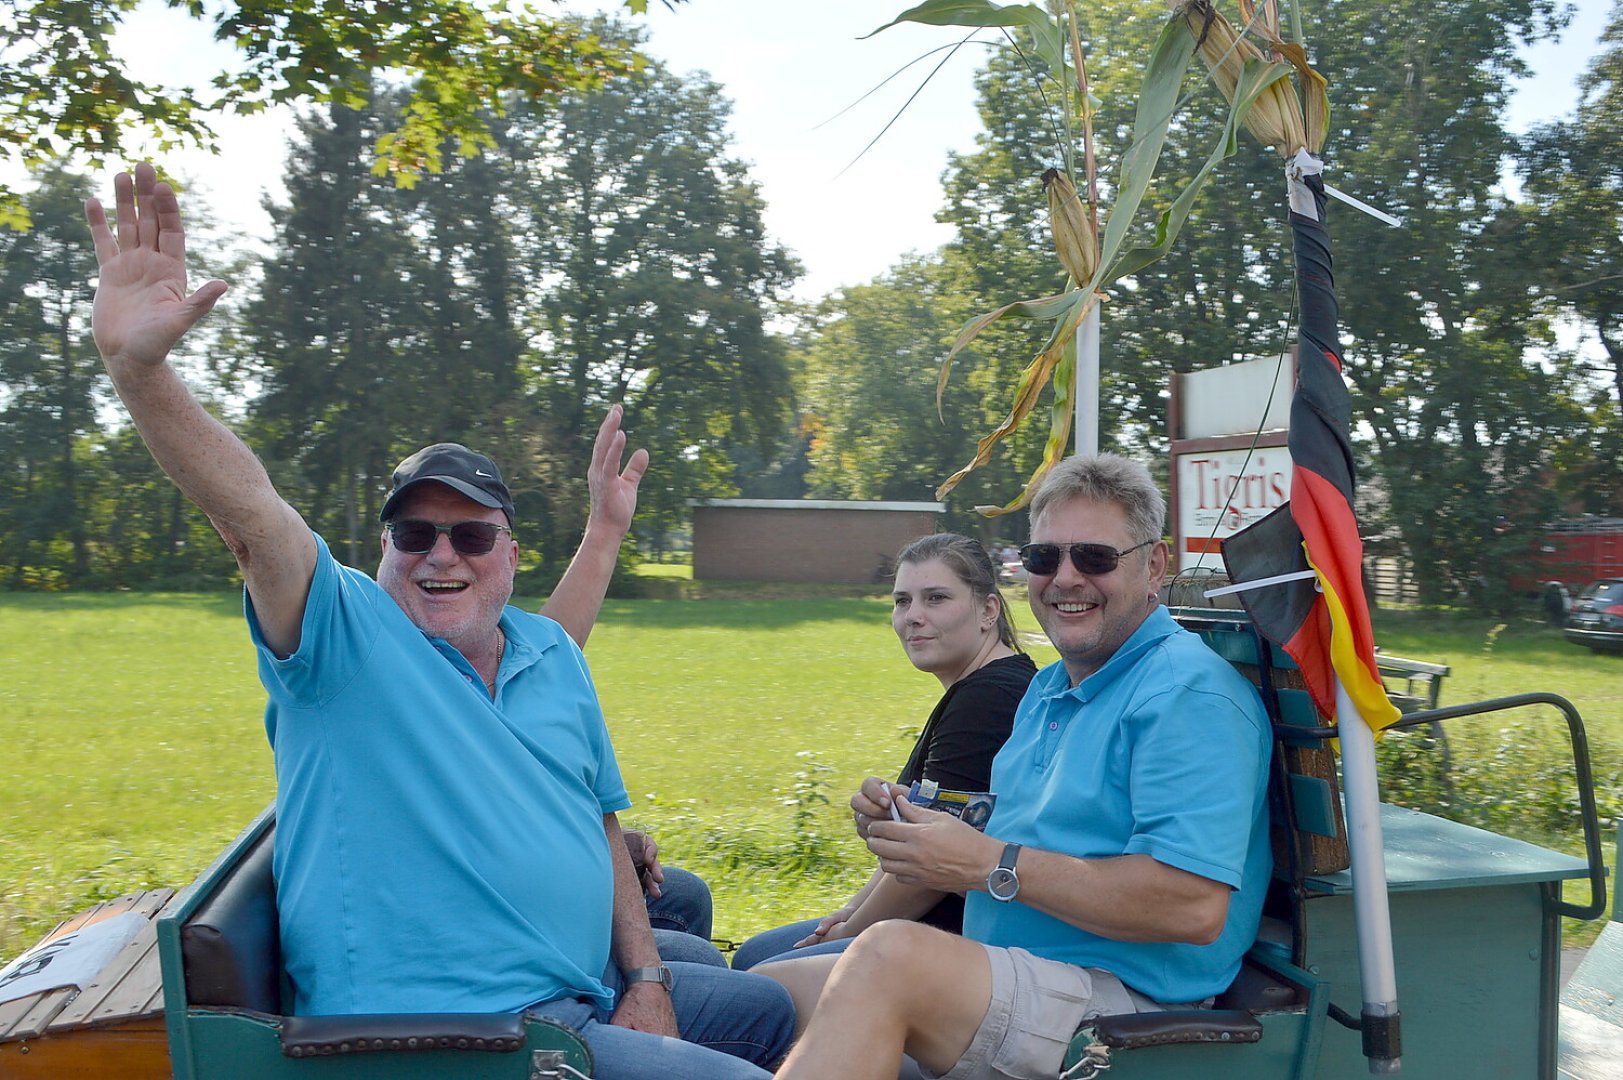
[{"left": 988, "top": 867, "right": 1019, "bottom": 900}]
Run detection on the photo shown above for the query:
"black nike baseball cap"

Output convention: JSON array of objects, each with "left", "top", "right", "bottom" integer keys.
[{"left": 379, "top": 443, "right": 515, "bottom": 525}]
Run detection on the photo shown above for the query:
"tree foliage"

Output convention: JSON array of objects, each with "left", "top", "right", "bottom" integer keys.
[
  {"left": 1519, "top": 0, "right": 1623, "bottom": 515},
  {"left": 0, "top": 167, "right": 103, "bottom": 585},
  {"left": 504, "top": 19, "right": 800, "bottom": 562},
  {"left": 237, "top": 20, "right": 797, "bottom": 579},
  {"left": 803, "top": 0, "right": 1599, "bottom": 603},
  {"left": 5, "top": 2, "right": 1621, "bottom": 601},
  {"left": 0, "top": 165, "right": 244, "bottom": 588},
  {"left": 0, "top": 0, "right": 676, "bottom": 229}
]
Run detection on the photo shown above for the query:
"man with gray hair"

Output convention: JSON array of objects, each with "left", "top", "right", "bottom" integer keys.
[
  {"left": 84, "top": 162, "right": 792, "bottom": 1080},
  {"left": 763, "top": 453, "right": 1274, "bottom": 1080}
]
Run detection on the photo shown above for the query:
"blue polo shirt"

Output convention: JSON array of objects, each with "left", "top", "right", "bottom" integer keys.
[
  {"left": 249, "top": 534, "right": 630, "bottom": 1015},
  {"left": 963, "top": 606, "right": 1271, "bottom": 1003}
]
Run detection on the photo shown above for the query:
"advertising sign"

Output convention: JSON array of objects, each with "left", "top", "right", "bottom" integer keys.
[{"left": 1175, "top": 446, "right": 1292, "bottom": 572}]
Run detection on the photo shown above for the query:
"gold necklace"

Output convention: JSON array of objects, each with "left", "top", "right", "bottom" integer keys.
[{"left": 483, "top": 629, "right": 506, "bottom": 693}]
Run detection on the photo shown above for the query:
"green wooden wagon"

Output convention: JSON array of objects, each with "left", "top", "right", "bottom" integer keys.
[{"left": 2, "top": 609, "right": 1613, "bottom": 1078}]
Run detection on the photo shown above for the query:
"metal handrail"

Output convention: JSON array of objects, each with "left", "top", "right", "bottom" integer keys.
[{"left": 1287, "top": 692, "right": 1609, "bottom": 921}]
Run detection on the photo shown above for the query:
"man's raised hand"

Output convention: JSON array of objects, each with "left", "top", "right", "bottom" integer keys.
[
  {"left": 84, "top": 163, "right": 226, "bottom": 373},
  {"left": 586, "top": 404, "right": 650, "bottom": 540}
]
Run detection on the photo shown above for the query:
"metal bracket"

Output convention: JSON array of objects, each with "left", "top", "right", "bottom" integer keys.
[
  {"left": 1060, "top": 1040, "right": 1112, "bottom": 1079},
  {"left": 529, "top": 1049, "right": 590, "bottom": 1079}
]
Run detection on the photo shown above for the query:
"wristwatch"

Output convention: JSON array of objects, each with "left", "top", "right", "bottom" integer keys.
[
  {"left": 624, "top": 964, "right": 674, "bottom": 992},
  {"left": 987, "top": 843, "right": 1022, "bottom": 902}
]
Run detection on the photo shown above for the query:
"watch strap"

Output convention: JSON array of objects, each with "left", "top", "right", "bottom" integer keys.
[
  {"left": 987, "top": 842, "right": 1022, "bottom": 901},
  {"left": 624, "top": 964, "right": 673, "bottom": 991}
]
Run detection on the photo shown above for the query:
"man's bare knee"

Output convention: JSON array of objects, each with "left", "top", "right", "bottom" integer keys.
[{"left": 839, "top": 920, "right": 949, "bottom": 977}]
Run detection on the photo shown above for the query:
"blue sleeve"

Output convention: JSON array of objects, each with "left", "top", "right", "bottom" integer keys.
[
  {"left": 1120, "top": 670, "right": 1270, "bottom": 888},
  {"left": 247, "top": 533, "right": 384, "bottom": 708}
]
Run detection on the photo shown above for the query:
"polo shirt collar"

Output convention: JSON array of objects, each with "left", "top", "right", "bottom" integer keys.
[
  {"left": 493, "top": 609, "right": 556, "bottom": 676},
  {"left": 1040, "top": 605, "right": 1180, "bottom": 703},
  {"left": 423, "top": 607, "right": 557, "bottom": 681}
]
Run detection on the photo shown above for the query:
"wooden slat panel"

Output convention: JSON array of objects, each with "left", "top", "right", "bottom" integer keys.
[
  {"left": 0, "top": 987, "right": 74, "bottom": 1042},
  {"left": 52, "top": 922, "right": 164, "bottom": 1029},
  {"left": 2, "top": 890, "right": 175, "bottom": 1041}
]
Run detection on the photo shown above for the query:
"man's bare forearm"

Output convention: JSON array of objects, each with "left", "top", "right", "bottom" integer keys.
[
  {"left": 107, "top": 362, "right": 313, "bottom": 655},
  {"left": 540, "top": 523, "right": 624, "bottom": 647},
  {"left": 87, "top": 165, "right": 314, "bottom": 654}
]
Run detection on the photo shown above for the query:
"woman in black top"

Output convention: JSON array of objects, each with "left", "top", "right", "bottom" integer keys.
[{"left": 732, "top": 534, "right": 1036, "bottom": 970}]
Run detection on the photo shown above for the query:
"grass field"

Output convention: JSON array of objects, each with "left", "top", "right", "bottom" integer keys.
[{"left": 2, "top": 587, "right": 1618, "bottom": 964}]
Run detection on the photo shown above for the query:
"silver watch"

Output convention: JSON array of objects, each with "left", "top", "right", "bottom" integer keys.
[
  {"left": 987, "top": 843, "right": 1022, "bottom": 902},
  {"left": 624, "top": 964, "right": 673, "bottom": 991}
]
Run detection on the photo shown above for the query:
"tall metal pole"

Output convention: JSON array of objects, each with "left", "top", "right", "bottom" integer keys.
[
  {"left": 1337, "top": 677, "right": 1403, "bottom": 1074},
  {"left": 1075, "top": 300, "right": 1101, "bottom": 455}
]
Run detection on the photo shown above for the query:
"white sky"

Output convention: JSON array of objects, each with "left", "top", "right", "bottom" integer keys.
[{"left": 35, "top": 0, "right": 1623, "bottom": 303}]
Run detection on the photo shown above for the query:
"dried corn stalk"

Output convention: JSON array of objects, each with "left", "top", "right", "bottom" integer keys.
[
  {"left": 885, "top": 0, "right": 1310, "bottom": 515},
  {"left": 1173, "top": 0, "right": 1327, "bottom": 158}
]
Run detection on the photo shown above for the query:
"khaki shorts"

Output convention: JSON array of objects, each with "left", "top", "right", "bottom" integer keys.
[{"left": 921, "top": 945, "right": 1199, "bottom": 1080}]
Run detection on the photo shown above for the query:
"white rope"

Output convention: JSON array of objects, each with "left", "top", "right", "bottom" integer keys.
[
  {"left": 1287, "top": 148, "right": 1403, "bottom": 227},
  {"left": 1203, "top": 568, "right": 1320, "bottom": 598}
]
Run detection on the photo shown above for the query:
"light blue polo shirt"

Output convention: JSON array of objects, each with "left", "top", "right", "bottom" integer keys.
[
  {"left": 248, "top": 534, "right": 630, "bottom": 1015},
  {"left": 963, "top": 606, "right": 1272, "bottom": 1003}
]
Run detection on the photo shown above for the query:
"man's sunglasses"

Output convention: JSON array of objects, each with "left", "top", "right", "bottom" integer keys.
[
  {"left": 386, "top": 519, "right": 512, "bottom": 556},
  {"left": 1019, "top": 539, "right": 1156, "bottom": 577}
]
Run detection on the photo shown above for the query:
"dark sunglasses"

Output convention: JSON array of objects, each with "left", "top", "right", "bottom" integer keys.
[
  {"left": 386, "top": 519, "right": 512, "bottom": 556},
  {"left": 1019, "top": 539, "right": 1155, "bottom": 577}
]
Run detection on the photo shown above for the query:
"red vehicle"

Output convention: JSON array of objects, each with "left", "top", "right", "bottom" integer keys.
[{"left": 1509, "top": 518, "right": 1623, "bottom": 619}]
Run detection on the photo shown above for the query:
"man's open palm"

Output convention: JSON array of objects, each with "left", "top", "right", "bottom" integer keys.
[{"left": 84, "top": 162, "right": 226, "bottom": 370}]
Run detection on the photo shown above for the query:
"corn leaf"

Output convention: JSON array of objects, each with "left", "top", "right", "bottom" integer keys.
[
  {"left": 977, "top": 342, "right": 1077, "bottom": 516},
  {"left": 866, "top": 1, "right": 1051, "bottom": 37},
  {"left": 1079, "top": 15, "right": 1198, "bottom": 298},
  {"left": 1101, "top": 56, "right": 1292, "bottom": 284},
  {"left": 867, "top": 1, "right": 1067, "bottom": 94},
  {"left": 936, "top": 290, "right": 1085, "bottom": 416},
  {"left": 936, "top": 292, "right": 1094, "bottom": 500}
]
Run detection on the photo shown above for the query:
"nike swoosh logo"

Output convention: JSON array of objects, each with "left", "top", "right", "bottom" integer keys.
[{"left": 475, "top": 470, "right": 494, "bottom": 478}]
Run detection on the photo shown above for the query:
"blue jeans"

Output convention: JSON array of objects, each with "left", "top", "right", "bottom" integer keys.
[
  {"left": 646, "top": 866, "right": 712, "bottom": 938},
  {"left": 732, "top": 917, "right": 856, "bottom": 970},
  {"left": 529, "top": 960, "right": 794, "bottom": 1079},
  {"left": 648, "top": 866, "right": 727, "bottom": 967}
]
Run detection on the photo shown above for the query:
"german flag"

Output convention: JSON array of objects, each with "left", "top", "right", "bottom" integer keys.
[{"left": 1222, "top": 162, "right": 1399, "bottom": 733}]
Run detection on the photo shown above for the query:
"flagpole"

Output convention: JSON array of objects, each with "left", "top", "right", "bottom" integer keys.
[
  {"left": 1336, "top": 675, "right": 1403, "bottom": 1074},
  {"left": 1075, "top": 300, "right": 1101, "bottom": 456}
]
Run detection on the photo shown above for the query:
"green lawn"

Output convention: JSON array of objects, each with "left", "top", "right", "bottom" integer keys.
[{"left": 1, "top": 592, "right": 1616, "bottom": 963}]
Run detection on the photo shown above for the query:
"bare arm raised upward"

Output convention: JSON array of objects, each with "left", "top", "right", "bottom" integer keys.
[
  {"left": 86, "top": 163, "right": 314, "bottom": 656},
  {"left": 539, "top": 404, "right": 649, "bottom": 647}
]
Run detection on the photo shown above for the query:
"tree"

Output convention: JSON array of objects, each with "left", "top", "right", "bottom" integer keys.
[
  {"left": 239, "top": 89, "right": 519, "bottom": 567},
  {"left": 235, "top": 22, "right": 798, "bottom": 578},
  {"left": 801, "top": 261, "right": 972, "bottom": 500},
  {"left": 0, "top": 0, "right": 679, "bottom": 229},
  {"left": 505, "top": 18, "right": 801, "bottom": 567},
  {"left": 1300, "top": 0, "right": 1577, "bottom": 601},
  {"left": 0, "top": 166, "right": 102, "bottom": 585},
  {"left": 1519, "top": 0, "right": 1623, "bottom": 515}
]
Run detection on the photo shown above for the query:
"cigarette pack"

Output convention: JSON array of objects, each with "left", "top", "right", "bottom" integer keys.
[{"left": 906, "top": 779, "right": 997, "bottom": 831}]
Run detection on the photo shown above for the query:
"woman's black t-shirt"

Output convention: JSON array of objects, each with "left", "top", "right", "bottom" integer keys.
[{"left": 895, "top": 652, "right": 1038, "bottom": 932}]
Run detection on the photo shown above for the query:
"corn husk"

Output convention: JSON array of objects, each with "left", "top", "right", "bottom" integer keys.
[
  {"left": 1174, "top": 0, "right": 1324, "bottom": 158},
  {"left": 1042, "top": 168, "right": 1099, "bottom": 284}
]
